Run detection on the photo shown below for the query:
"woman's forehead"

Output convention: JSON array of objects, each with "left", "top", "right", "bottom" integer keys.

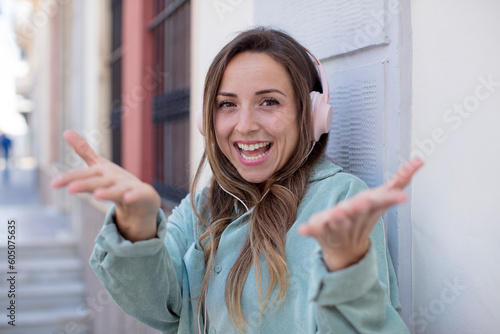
[{"left": 219, "top": 52, "right": 292, "bottom": 94}]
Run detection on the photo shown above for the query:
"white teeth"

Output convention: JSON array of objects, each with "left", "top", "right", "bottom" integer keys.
[
  {"left": 236, "top": 142, "right": 271, "bottom": 161},
  {"left": 236, "top": 142, "right": 270, "bottom": 151},
  {"left": 241, "top": 151, "right": 268, "bottom": 161}
]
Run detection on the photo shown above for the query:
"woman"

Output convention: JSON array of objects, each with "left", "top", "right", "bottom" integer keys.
[{"left": 52, "top": 27, "right": 421, "bottom": 333}]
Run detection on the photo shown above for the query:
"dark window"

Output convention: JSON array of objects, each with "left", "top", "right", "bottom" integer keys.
[
  {"left": 150, "top": 0, "right": 190, "bottom": 202},
  {"left": 110, "top": 0, "right": 123, "bottom": 166}
]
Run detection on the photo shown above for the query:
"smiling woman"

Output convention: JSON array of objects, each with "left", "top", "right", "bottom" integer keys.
[{"left": 52, "top": 27, "right": 421, "bottom": 334}]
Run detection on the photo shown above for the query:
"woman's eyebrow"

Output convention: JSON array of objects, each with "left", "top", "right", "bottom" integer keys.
[
  {"left": 217, "top": 89, "right": 287, "bottom": 97},
  {"left": 255, "top": 89, "right": 287, "bottom": 97},
  {"left": 217, "top": 92, "right": 237, "bottom": 97}
]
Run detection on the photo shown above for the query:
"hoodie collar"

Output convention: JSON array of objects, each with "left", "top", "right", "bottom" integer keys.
[
  {"left": 224, "top": 157, "right": 343, "bottom": 214},
  {"left": 308, "top": 157, "right": 343, "bottom": 183}
]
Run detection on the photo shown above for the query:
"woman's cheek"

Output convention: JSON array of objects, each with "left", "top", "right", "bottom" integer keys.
[{"left": 270, "top": 117, "right": 289, "bottom": 133}]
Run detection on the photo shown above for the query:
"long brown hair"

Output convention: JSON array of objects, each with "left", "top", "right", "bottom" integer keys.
[{"left": 190, "top": 27, "right": 329, "bottom": 331}]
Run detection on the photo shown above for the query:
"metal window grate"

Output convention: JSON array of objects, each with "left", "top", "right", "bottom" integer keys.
[
  {"left": 110, "top": 0, "right": 123, "bottom": 166},
  {"left": 150, "top": 0, "right": 191, "bottom": 203},
  {"left": 152, "top": 88, "right": 190, "bottom": 123}
]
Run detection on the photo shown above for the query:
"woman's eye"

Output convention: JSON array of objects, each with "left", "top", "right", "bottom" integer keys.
[
  {"left": 218, "top": 101, "right": 236, "bottom": 108},
  {"left": 262, "top": 98, "right": 279, "bottom": 106}
]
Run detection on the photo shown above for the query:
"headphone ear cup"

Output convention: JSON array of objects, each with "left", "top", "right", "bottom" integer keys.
[
  {"left": 196, "top": 108, "right": 205, "bottom": 136},
  {"left": 310, "top": 91, "right": 320, "bottom": 141},
  {"left": 310, "top": 91, "right": 332, "bottom": 142}
]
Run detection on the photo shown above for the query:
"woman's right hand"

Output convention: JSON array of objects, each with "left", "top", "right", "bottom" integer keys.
[{"left": 51, "top": 130, "right": 161, "bottom": 242}]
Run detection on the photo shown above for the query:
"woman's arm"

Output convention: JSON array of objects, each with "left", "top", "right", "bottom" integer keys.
[
  {"left": 310, "top": 218, "right": 409, "bottom": 333},
  {"left": 299, "top": 159, "right": 422, "bottom": 332},
  {"left": 89, "top": 197, "right": 195, "bottom": 333}
]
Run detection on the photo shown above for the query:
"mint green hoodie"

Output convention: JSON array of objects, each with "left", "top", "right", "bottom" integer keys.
[{"left": 90, "top": 158, "right": 409, "bottom": 333}]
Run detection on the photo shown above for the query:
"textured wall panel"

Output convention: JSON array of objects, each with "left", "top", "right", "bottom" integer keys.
[
  {"left": 254, "top": 0, "right": 388, "bottom": 58},
  {"left": 326, "top": 62, "right": 385, "bottom": 188}
]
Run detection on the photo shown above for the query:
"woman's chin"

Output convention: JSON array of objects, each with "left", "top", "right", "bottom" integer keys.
[{"left": 241, "top": 174, "right": 269, "bottom": 184}]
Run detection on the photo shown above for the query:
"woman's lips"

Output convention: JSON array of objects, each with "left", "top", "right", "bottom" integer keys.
[{"left": 234, "top": 142, "right": 272, "bottom": 166}]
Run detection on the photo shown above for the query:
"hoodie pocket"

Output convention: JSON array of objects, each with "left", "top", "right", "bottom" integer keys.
[{"left": 183, "top": 242, "right": 206, "bottom": 300}]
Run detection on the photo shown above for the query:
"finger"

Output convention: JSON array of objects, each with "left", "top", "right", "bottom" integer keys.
[
  {"left": 338, "top": 189, "right": 407, "bottom": 220},
  {"left": 387, "top": 158, "right": 424, "bottom": 190},
  {"left": 299, "top": 192, "right": 385, "bottom": 237},
  {"left": 367, "top": 188, "right": 408, "bottom": 210},
  {"left": 299, "top": 187, "right": 407, "bottom": 236},
  {"left": 299, "top": 203, "right": 349, "bottom": 239},
  {"left": 324, "top": 214, "right": 351, "bottom": 249},
  {"left": 358, "top": 208, "right": 385, "bottom": 242},
  {"left": 62, "top": 130, "right": 102, "bottom": 167},
  {"left": 67, "top": 176, "right": 115, "bottom": 194},
  {"left": 122, "top": 184, "right": 155, "bottom": 204},
  {"left": 320, "top": 190, "right": 404, "bottom": 241},
  {"left": 93, "top": 183, "right": 133, "bottom": 203},
  {"left": 51, "top": 166, "right": 101, "bottom": 188},
  {"left": 345, "top": 196, "right": 372, "bottom": 239},
  {"left": 298, "top": 217, "right": 326, "bottom": 237},
  {"left": 322, "top": 197, "right": 371, "bottom": 248}
]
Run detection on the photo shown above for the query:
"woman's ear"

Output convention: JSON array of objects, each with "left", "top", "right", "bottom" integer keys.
[{"left": 197, "top": 108, "right": 205, "bottom": 136}]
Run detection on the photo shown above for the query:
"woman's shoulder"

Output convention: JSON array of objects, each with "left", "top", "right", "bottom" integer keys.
[
  {"left": 310, "top": 158, "right": 368, "bottom": 189},
  {"left": 173, "top": 186, "right": 210, "bottom": 216},
  {"left": 165, "top": 187, "right": 210, "bottom": 244},
  {"left": 307, "top": 158, "right": 370, "bottom": 204}
]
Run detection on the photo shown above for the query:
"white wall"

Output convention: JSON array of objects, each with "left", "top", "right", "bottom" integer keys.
[
  {"left": 411, "top": 1, "right": 500, "bottom": 333},
  {"left": 82, "top": 0, "right": 102, "bottom": 155},
  {"left": 31, "top": 1, "right": 52, "bottom": 169},
  {"left": 190, "top": 0, "right": 255, "bottom": 185}
]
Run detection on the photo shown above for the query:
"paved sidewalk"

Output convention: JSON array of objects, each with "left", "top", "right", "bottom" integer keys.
[
  {"left": 0, "top": 167, "right": 91, "bottom": 333},
  {"left": 0, "top": 167, "right": 74, "bottom": 242}
]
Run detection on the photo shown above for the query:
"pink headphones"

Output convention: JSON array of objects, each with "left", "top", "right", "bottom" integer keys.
[{"left": 196, "top": 47, "right": 332, "bottom": 142}]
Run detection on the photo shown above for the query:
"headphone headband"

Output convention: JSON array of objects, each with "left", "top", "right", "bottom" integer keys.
[{"left": 302, "top": 46, "right": 330, "bottom": 101}]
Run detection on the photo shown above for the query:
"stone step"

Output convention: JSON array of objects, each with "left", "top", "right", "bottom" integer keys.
[
  {"left": 0, "top": 307, "right": 91, "bottom": 334},
  {"left": 0, "top": 238, "right": 78, "bottom": 260},
  {"left": 0, "top": 257, "right": 84, "bottom": 286},
  {"left": 0, "top": 169, "right": 92, "bottom": 333},
  {"left": 0, "top": 281, "right": 87, "bottom": 311},
  {"left": 0, "top": 204, "right": 74, "bottom": 241},
  {"left": 0, "top": 325, "right": 90, "bottom": 334}
]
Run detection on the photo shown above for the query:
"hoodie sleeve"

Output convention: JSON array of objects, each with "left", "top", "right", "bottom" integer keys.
[
  {"left": 89, "top": 195, "right": 196, "bottom": 333},
  {"left": 310, "top": 174, "right": 410, "bottom": 333}
]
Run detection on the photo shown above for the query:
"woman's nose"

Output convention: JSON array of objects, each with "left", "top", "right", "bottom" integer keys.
[{"left": 235, "top": 106, "right": 259, "bottom": 134}]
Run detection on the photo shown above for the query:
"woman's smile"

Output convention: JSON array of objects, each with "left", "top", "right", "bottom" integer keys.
[{"left": 234, "top": 141, "right": 273, "bottom": 165}]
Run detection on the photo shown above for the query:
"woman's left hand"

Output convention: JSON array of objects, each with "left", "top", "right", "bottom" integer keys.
[{"left": 298, "top": 159, "right": 423, "bottom": 272}]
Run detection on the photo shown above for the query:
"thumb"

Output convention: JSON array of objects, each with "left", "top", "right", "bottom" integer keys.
[
  {"left": 62, "top": 130, "right": 102, "bottom": 167},
  {"left": 387, "top": 158, "right": 424, "bottom": 190}
]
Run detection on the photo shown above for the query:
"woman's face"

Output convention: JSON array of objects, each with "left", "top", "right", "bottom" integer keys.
[{"left": 214, "top": 51, "right": 299, "bottom": 184}]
